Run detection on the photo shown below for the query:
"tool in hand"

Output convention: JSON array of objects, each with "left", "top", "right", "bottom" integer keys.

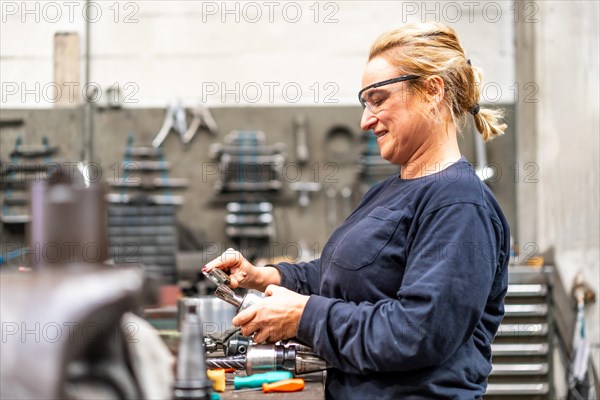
[
  {"left": 203, "top": 268, "right": 231, "bottom": 287},
  {"left": 213, "top": 286, "right": 264, "bottom": 315},
  {"left": 233, "top": 371, "right": 293, "bottom": 389},
  {"left": 203, "top": 268, "right": 264, "bottom": 315}
]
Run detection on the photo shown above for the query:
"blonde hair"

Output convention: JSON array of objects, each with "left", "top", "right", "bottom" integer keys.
[{"left": 369, "top": 22, "right": 507, "bottom": 141}]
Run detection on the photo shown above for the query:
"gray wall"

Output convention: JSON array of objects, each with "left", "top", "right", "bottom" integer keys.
[{"left": 1, "top": 105, "right": 516, "bottom": 263}]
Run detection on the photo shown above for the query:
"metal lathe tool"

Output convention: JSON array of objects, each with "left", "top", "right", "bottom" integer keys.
[
  {"left": 206, "top": 343, "right": 329, "bottom": 376},
  {"left": 202, "top": 269, "right": 264, "bottom": 314}
]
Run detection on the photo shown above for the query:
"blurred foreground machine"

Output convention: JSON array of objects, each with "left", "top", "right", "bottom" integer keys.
[
  {"left": 0, "top": 171, "right": 172, "bottom": 400},
  {"left": 0, "top": 267, "right": 148, "bottom": 399}
]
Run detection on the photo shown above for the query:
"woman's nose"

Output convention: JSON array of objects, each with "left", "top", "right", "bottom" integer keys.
[{"left": 360, "top": 107, "right": 377, "bottom": 131}]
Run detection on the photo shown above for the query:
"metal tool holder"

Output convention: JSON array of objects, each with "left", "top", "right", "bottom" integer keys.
[
  {"left": 0, "top": 136, "right": 60, "bottom": 227},
  {"left": 211, "top": 130, "right": 285, "bottom": 194},
  {"left": 106, "top": 135, "right": 189, "bottom": 284},
  {"left": 211, "top": 131, "right": 283, "bottom": 260},
  {"left": 206, "top": 342, "right": 328, "bottom": 376}
]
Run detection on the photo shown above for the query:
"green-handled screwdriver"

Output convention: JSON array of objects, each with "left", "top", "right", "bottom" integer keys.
[{"left": 233, "top": 371, "right": 293, "bottom": 389}]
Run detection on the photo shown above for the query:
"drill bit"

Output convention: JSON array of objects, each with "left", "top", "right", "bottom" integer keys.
[{"left": 206, "top": 355, "right": 246, "bottom": 370}]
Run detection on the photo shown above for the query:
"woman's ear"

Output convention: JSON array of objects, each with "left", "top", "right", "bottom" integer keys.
[{"left": 426, "top": 76, "right": 445, "bottom": 104}]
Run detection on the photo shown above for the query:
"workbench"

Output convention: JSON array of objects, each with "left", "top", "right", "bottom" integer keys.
[{"left": 219, "top": 372, "right": 325, "bottom": 400}]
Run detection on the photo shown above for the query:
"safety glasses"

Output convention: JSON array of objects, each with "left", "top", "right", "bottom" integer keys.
[{"left": 358, "top": 75, "right": 420, "bottom": 114}]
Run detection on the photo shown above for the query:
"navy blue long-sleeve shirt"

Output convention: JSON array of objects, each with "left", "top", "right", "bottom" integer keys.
[{"left": 275, "top": 159, "right": 510, "bottom": 399}]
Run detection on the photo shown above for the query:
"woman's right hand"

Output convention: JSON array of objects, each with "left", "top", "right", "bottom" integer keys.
[{"left": 203, "top": 248, "right": 261, "bottom": 290}]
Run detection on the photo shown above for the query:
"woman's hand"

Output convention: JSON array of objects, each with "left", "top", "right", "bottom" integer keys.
[
  {"left": 232, "top": 285, "right": 309, "bottom": 343},
  {"left": 203, "top": 248, "right": 257, "bottom": 289},
  {"left": 203, "top": 248, "right": 280, "bottom": 291}
]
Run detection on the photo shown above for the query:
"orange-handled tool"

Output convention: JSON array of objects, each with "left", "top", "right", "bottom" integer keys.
[{"left": 262, "top": 378, "right": 305, "bottom": 393}]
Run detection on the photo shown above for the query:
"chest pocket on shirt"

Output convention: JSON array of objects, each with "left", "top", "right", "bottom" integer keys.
[{"left": 330, "top": 206, "right": 402, "bottom": 270}]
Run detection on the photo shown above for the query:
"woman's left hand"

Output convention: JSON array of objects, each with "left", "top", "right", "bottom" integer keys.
[{"left": 232, "top": 285, "right": 309, "bottom": 343}]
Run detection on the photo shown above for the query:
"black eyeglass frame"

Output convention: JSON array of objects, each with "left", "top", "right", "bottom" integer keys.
[{"left": 358, "top": 74, "right": 420, "bottom": 109}]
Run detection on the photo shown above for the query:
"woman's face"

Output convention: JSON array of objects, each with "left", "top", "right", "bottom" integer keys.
[{"left": 360, "top": 56, "right": 432, "bottom": 166}]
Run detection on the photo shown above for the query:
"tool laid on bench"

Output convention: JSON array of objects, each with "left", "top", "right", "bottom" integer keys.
[{"left": 206, "top": 342, "right": 329, "bottom": 376}]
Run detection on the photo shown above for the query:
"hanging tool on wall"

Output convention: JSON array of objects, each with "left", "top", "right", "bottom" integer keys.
[
  {"left": 211, "top": 131, "right": 285, "bottom": 193},
  {"left": 182, "top": 105, "right": 218, "bottom": 144},
  {"left": 153, "top": 100, "right": 187, "bottom": 148},
  {"left": 293, "top": 114, "right": 310, "bottom": 165},
  {"left": 152, "top": 101, "right": 218, "bottom": 148},
  {"left": 290, "top": 181, "right": 321, "bottom": 208}
]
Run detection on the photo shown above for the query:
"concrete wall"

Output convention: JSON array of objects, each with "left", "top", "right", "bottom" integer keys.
[
  {"left": 515, "top": 1, "right": 600, "bottom": 395},
  {"left": 0, "top": 104, "right": 516, "bottom": 261},
  {"left": 1, "top": 1, "right": 515, "bottom": 108}
]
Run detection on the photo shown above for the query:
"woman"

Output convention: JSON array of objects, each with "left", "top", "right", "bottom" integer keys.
[{"left": 204, "top": 22, "right": 509, "bottom": 399}]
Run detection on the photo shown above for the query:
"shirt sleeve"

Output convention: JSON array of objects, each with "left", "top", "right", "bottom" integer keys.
[
  {"left": 271, "top": 259, "right": 321, "bottom": 296},
  {"left": 296, "top": 203, "right": 502, "bottom": 374}
]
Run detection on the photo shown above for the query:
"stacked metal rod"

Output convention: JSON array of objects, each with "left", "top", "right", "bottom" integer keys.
[
  {"left": 211, "top": 131, "right": 283, "bottom": 259},
  {"left": 0, "top": 136, "right": 60, "bottom": 226},
  {"left": 107, "top": 135, "right": 188, "bottom": 284}
]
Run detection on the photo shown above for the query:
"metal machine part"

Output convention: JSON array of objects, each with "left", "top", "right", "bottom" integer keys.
[
  {"left": 28, "top": 168, "right": 108, "bottom": 268},
  {"left": 203, "top": 268, "right": 231, "bottom": 287},
  {"left": 205, "top": 356, "right": 247, "bottom": 371},
  {"left": 226, "top": 202, "right": 272, "bottom": 213},
  {"left": 1, "top": 136, "right": 60, "bottom": 225},
  {"left": 212, "top": 131, "right": 285, "bottom": 194},
  {"left": 225, "top": 213, "right": 273, "bottom": 225},
  {"left": 290, "top": 181, "right": 321, "bottom": 208},
  {"left": 173, "top": 300, "right": 213, "bottom": 400},
  {"left": 214, "top": 286, "right": 265, "bottom": 314},
  {"left": 206, "top": 343, "right": 328, "bottom": 376},
  {"left": 107, "top": 136, "right": 189, "bottom": 284},
  {"left": 225, "top": 335, "right": 252, "bottom": 356}
]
